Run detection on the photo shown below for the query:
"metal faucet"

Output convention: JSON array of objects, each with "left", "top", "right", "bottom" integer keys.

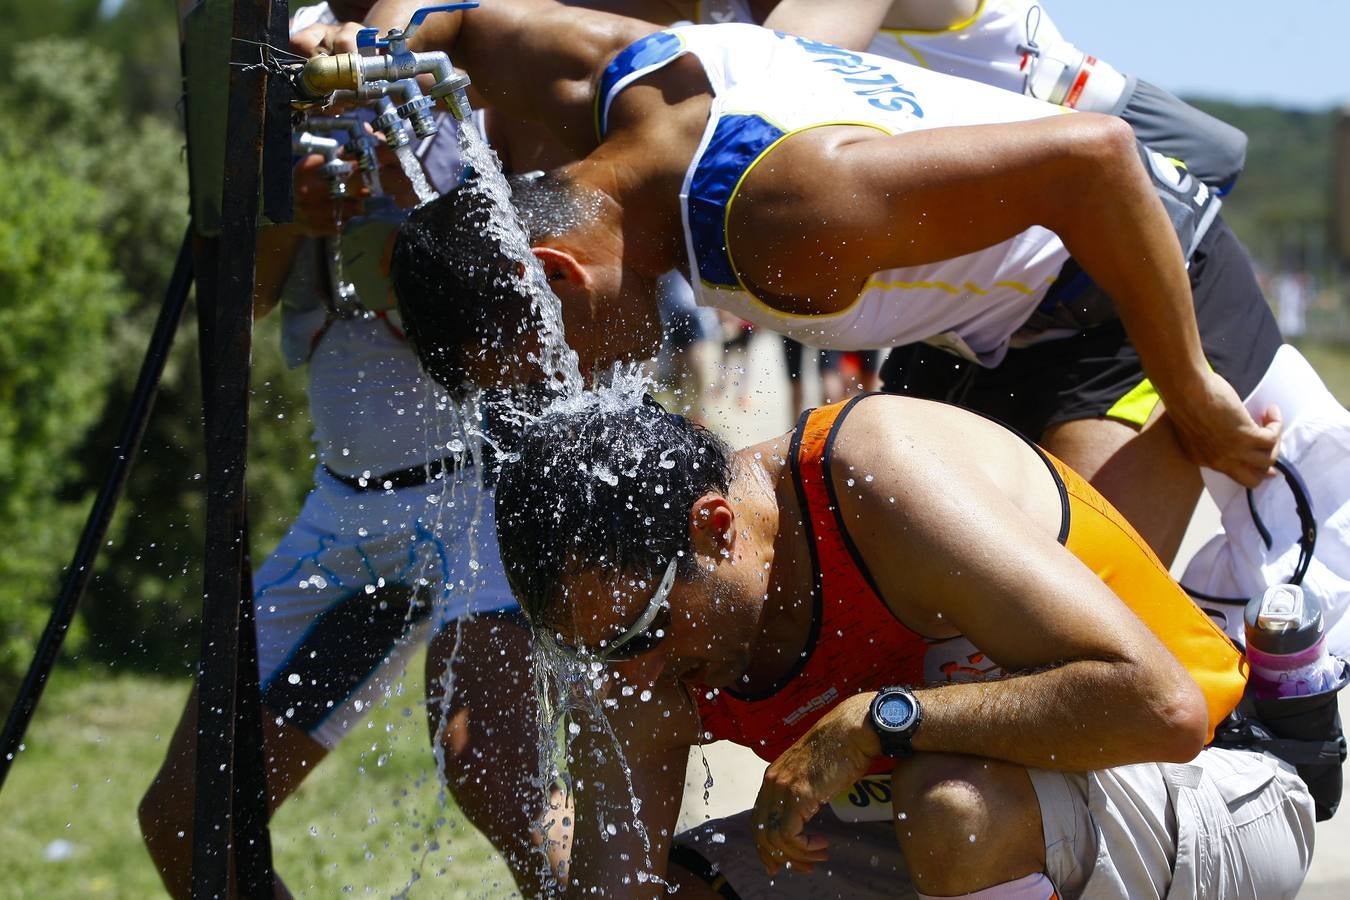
[
  {"left": 292, "top": 4, "right": 479, "bottom": 123},
  {"left": 363, "top": 78, "right": 440, "bottom": 140},
  {"left": 371, "top": 96, "right": 413, "bottom": 148},
  {"left": 292, "top": 132, "right": 353, "bottom": 198},
  {"left": 303, "top": 115, "right": 380, "bottom": 175}
]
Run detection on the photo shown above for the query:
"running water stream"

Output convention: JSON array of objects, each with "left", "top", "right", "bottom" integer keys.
[
  {"left": 393, "top": 116, "right": 667, "bottom": 889},
  {"left": 395, "top": 143, "right": 440, "bottom": 206},
  {"left": 455, "top": 125, "right": 584, "bottom": 395}
]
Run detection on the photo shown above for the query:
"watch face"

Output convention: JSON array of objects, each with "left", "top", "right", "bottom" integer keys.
[{"left": 876, "top": 693, "right": 916, "bottom": 730}]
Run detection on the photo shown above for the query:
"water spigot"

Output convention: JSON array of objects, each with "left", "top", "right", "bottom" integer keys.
[
  {"left": 432, "top": 70, "right": 473, "bottom": 122},
  {"left": 292, "top": 3, "right": 479, "bottom": 122},
  {"left": 319, "top": 158, "right": 357, "bottom": 197},
  {"left": 373, "top": 98, "right": 413, "bottom": 149},
  {"left": 292, "top": 132, "right": 353, "bottom": 198},
  {"left": 362, "top": 79, "right": 439, "bottom": 138},
  {"left": 304, "top": 115, "right": 380, "bottom": 174},
  {"left": 397, "top": 93, "right": 438, "bottom": 138}
]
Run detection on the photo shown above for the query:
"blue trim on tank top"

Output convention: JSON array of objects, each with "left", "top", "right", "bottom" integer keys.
[
  {"left": 596, "top": 30, "right": 684, "bottom": 138},
  {"left": 687, "top": 113, "right": 785, "bottom": 289}
]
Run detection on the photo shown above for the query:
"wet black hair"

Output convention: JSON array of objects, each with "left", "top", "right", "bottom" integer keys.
[
  {"left": 494, "top": 395, "right": 734, "bottom": 628},
  {"left": 390, "top": 170, "right": 600, "bottom": 393}
]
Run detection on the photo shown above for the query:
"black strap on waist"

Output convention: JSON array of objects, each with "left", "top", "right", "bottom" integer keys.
[
  {"left": 1210, "top": 668, "right": 1349, "bottom": 821},
  {"left": 323, "top": 455, "right": 468, "bottom": 492}
]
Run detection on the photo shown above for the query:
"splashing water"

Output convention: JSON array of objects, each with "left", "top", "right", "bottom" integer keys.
[
  {"left": 400, "top": 113, "right": 670, "bottom": 887},
  {"left": 456, "top": 125, "right": 584, "bottom": 397},
  {"left": 395, "top": 143, "right": 440, "bottom": 206}
]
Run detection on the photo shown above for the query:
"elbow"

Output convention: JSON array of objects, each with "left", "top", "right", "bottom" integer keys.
[
  {"left": 1108, "top": 657, "right": 1208, "bottom": 763},
  {"left": 1148, "top": 672, "right": 1209, "bottom": 763},
  {"left": 1047, "top": 112, "right": 1137, "bottom": 168},
  {"left": 1041, "top": 114, "right": 1140, "bottom": 232},
  {"left": 1073, "top": 113, "right": 1139, "bottom": 173}
]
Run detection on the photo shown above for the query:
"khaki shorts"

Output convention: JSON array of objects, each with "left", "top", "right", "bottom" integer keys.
[{"left": 672, "top": 748, "right": 1314, "bottom": 900}]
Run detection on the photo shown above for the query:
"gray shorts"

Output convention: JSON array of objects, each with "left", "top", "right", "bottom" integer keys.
[{"left": 672, "top": 748, "right": 1314, "bottom": 900}]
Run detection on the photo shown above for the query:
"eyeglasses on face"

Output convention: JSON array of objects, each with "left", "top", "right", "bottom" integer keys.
[{"left": 548, "top": 557, "right": 679, "bottom": 664}]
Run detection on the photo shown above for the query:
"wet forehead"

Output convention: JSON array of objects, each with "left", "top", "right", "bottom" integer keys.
[{"left": 557, "top": 566, "right": 667, "bottom": 647}]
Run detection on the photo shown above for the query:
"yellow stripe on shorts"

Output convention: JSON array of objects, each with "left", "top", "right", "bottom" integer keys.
[{"left": 1106, "top": 378, "right": 1160, "bottom": 427}]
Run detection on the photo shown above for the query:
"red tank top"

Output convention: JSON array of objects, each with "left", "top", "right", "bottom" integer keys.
[
  {"left": 696, "top": 397, "right": 928, "bottom": 773},
  {"left": 695, "top": 395, "right": 1247, "bottom": 768}
]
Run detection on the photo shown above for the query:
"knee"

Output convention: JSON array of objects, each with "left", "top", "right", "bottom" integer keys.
[
  {"left": 138, "top": 774, "right": 188, "bottom": 863},
  {"left": 890, "top": 753, "right": 1002, "bottom": 845},
  {"left": 889, "top": 753, "right": 1043, "bottom": 888}
]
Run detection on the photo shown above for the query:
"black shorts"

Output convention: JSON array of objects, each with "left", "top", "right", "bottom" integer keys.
[{"left": 880, "top": 218, "right": 1281, "bottom": 439}]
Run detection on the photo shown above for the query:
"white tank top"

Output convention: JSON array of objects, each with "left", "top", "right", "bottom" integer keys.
[
  {"left": 870, "top": 1, "right": 1129, "bottom": 113},
  {"left": 284, "top": 3, "right": 459, "bottom": 478},
  {"left": 597, "top": 24, "right": 1071, "bottom": 365},
  {"left": 697, "top": 1, "right": 1130, "bottom": 114}
]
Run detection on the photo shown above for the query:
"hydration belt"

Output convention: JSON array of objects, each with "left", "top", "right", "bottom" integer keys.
[{"left": 1194, "top": 460, "right": 1348, "bottom": 821}]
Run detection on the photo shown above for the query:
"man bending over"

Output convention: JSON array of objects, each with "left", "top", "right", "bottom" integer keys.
[
  {"left": 295, "top": 0, "right": 1284, "bottom": 557},
  {"left": 493, "top": 392, "right": 1313, "bottom": 897}
]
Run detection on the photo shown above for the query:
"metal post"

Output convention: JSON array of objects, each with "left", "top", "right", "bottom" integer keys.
[
  {"left": 0, "top": 230, "right": 194, "bottom": 793},
  {"left": 188, "top": 0, "right": 280, "bottom": 892}
]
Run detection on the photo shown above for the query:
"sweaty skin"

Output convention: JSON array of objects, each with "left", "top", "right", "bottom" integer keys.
[
  {"left": 294, "top": 0, "right": 1278, "bottom": 490},
  {"left": 544, "top": 395, "right": 1210, "bottom": 894}
]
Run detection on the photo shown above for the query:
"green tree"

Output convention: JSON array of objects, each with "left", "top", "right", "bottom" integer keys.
[
  {"left": 0, "top": 36, "right": 313, "bottom": 700},
  {"left": 0, "top": 114, "right": 130, "bottom": 701}
]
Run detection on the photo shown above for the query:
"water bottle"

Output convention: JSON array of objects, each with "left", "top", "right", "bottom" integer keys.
[
  {"left": 1023, "top": 42, "right": 1129, "bottom": 113},
  {"left": 1245, "top": 584, "right": 1339, "bottom": 700}
]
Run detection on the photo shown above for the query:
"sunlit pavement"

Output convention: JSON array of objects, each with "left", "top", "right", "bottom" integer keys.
[{"left": 672, "top": 331, "right": 1350, "bottom": 895}]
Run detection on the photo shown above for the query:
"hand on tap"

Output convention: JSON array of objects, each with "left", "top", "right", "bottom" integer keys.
[
  {"left": 292, "top": 144, "right": 422, "bottom": 238},
  {"left": 291, "top": 0, "right": 463, "bottom": 58}
]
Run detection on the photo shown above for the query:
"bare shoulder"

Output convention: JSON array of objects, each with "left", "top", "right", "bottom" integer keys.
[
  {"left": 828, "top": 394, "right": 1018, "bottom": 481},
  {"left": 827, "top": 394, "right": 1064, "bottom": 546}
]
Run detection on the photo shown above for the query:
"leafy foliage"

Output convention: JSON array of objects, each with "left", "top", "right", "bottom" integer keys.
[{"left": 0, "top": 30, "right": 312, "bottom": 703}]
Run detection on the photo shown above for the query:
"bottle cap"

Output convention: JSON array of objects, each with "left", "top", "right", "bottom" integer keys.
[{"left": 1245, "top": 584, "right": 1325, "bottom": 655}]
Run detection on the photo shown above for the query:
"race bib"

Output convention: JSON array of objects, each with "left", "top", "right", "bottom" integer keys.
[
  {"left": 923, "top": 637, "right": 1005, "bottom": 686},
  {"left": 829, "top": 775, "right": 895, "bottom": 823}
]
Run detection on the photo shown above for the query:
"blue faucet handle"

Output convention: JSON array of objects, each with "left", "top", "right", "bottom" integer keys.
[
  {"left": 405, "top": 3, "right": 480, "bottom": 39},
  {"left": 355, "top": 27, "right": 386, "bottom": 52}
]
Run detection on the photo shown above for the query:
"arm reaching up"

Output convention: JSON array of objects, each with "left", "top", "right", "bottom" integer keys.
[{"left": 733, "top": 112, "right": 1279, "bottom": 485}]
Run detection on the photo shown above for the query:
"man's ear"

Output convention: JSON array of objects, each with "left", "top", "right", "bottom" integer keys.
[
  {"left": 531, "top": 246, "right": 591, "bottom": 294},
  {"left": 689, "top": 494, "right": 736, "bottom": 557}
]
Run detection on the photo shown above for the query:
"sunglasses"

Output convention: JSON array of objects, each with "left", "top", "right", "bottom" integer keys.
[{"left": 551, "top": 557, "right": 679, "bottom": 664}]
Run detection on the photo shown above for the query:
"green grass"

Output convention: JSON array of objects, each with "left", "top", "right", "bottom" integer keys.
[{"left": 0, "top": 656, "right": 516, "bottom": 898}]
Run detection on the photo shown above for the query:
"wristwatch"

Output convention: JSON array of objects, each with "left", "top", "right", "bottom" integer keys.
[{"left": 868, "top": 685, "right": 923, "bottom": 758}]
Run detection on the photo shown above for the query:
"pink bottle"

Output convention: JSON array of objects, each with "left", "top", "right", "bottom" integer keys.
[{"left": 1245, "top": 584, "right": 1338, "bottom": 700}]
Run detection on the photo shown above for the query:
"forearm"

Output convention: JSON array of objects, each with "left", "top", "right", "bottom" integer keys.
[
  {"left": 761, "top": 0, "right": 892, "bottom": 49},
  {"left": 363, "top": 0, "right": 435, "bottom": 32},
  {"left": 847, "top": 659, "right": 1206, "bottom": 772},
  {"left": 563, "top": 691, "right": 691, "bottom": 896},
  {"left": 1042, "top": 118, "right": 1209, "bottom": 410},
  {"left": 253, "top": 224, "right": 303, "bottom": 319},
  {"left": 384, "top": 0, "right": 647, "bottom": 144}
]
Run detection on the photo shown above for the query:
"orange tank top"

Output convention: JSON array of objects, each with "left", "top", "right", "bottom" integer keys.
[{"left": 696, "top": 396, "right": 1247, "bottom": 767}]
